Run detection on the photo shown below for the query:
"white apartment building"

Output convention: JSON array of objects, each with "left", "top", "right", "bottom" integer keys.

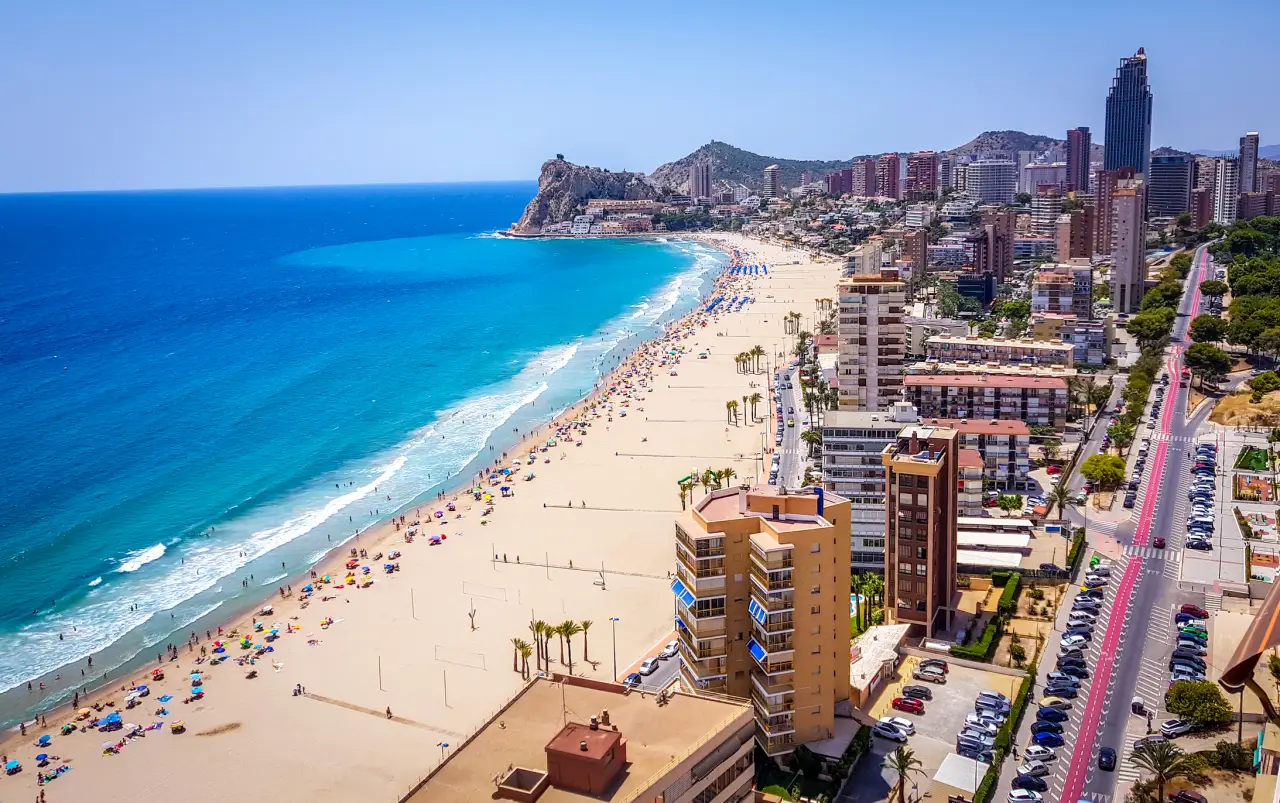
[
  {"left": 1111, "top": 179, "right": 1147, "bottom": 314},
  {"left": 844, "top": 239, "right": 884, "bottom": 276},
  {"left": 837, "top": 273, "right": 906, "bottom": 411},
  {"left": 1213, "top": 157, "right": 1240, "bottom": 225},
  {"left": 964, "top": 160, "right": 1017, "bottom": 205},
  {"left": 1030, "top": 194, "right": 1064, "bottom": 236},
  {"left": 904, "top": 204, "right": 935, "bottom": 229}
]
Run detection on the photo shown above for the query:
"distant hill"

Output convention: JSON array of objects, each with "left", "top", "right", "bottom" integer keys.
[
  {"left": 649, "top": 141, "right": 858, "bottom": 194},
  {"left": 510, "top": 158, "right": 660, "bottom": 232},
  {"left": 1191, "top": 144, "right": 1280, "bottom": 158},
  {"left": 944, "top": 129, "right": 1105, "bottom": 164}
]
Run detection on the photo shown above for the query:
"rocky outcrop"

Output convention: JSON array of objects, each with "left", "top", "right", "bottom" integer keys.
[
  {"left": 512, "top": 158, "right": 660, "bottom": 232},
  {"left": 649, "top": 141, "right": 853, "bottom": 194}
]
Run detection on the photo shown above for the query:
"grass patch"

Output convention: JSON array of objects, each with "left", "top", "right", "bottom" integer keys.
[{"left": 1236, "top": 445, "right": 1271, "bottom": 472}]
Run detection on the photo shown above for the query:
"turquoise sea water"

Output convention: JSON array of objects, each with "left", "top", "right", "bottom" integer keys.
[{"left": 0, "top": 183, "right": 725, "bottom": 718}]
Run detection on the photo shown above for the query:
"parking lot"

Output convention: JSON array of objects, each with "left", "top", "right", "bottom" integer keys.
[
  {"left": 840, "top": 656, "right": 1022, "bottom": 803},
  {"left": 1181, "top": 430, "right": 1246, "bottom": 585}
]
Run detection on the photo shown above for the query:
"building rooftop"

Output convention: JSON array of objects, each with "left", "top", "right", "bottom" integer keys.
[
  {"left": 695, "top": 485, "right": 843, "bottom": 531},
  {"left": 920, "top": 417, "right": 1031, "bottom": 436},
  {"left": 905, "top": 360, "right": 1078, "bottom": 379},
  {"left": 904, "top": 374, "right": 1068, "bottom": 391},
  {"left": 926, "top": 334, "right": 1075, "bottom": 353},
  {"left": 956, "top": 549, "right": 1023, "bottom": 568},
  {"left": 958, "top": 448, "right": 984, "bottom": 469},
  {"left": 406, "top": 676, "right": 751, "bottom": 803},
  {"left": 958, "top": 530, "right": 1031, "bottom": 550},
  {"left": 824, "top": 405, "right": 920, "bottom": 430}
]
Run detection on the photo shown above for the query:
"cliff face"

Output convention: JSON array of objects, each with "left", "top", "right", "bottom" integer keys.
[{"left": 513, "top": 159, "right": 660, "bottom": 232}]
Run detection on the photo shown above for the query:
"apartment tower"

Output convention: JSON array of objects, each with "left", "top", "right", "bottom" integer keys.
[
  {"left": 1104, "top": 48, "right": 1153, "bottom": 175},
  {"left": 837, "top": 268, "right": 906, "bottom": 411},
  {"left": 964, "top": 160, "right": 1017, "bottom": 205},
  {"left": 852, "top": 160, "right": 878, "bottom": 196},
  {"left": 1112, "top": 179, "right": 1148, "bottom": 313},
  {"left": 1241, "top": 132, "right": 1261, "bottom": 194},
  {"left": 1147, "top": 155, "right": 1193, "bottom": 219},
  {"left": 763, "top": 165, "right": 781, "bottom": 199},
  {"left": 1213, "top": 157, "right": 1240, "bottom": 225},
  {"left": 690, "top": 163, "right": 713, "bottom": 200},
  {"left": 673, "top": 485, "right": 851, "bottom": 758},
  {"left": 877, "top": 154, "right": 901, "bottom": 199},
  {"left": 1066, "top": 127, "right": 1092, "bottom": 192},
  {"left": 905, "top": 152, "right": 939, "bottom": 202},
  {"left": 883, "top": 425, "right": 959, "bottom": 635}
]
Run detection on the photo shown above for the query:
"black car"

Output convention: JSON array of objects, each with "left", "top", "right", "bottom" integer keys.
[
  {"left": 1099, "top": 747, "right": 1117, "bottom": 771},
  {"left": 1124, "top": 494, "right": 1137, "bottom": 509},
  {"left": 1059, "top": 664, "right": 1090, "bottom": 679},
  {"left": 1031, "top": 720, "right": 1063, "bottom": 735},
  {"left": 1057, "top": 658, "right": 1087, "bottom": 670},
  {"left": 1013, "top": 775, "right": 1049, "bottom": 792},
  {"left": 958, "top": 747, "right": 994, "bottom": 764},
  {"left": 902, "top": 685, "right": 933, "bottom": 701},
  {"left": 1039, "top": 563, "right": 1062, "bottom": 572},
  {"left": 1045, "top": 685, "right": 1078, "bottom": 699}
]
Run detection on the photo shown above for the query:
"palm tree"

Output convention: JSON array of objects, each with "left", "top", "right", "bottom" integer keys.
[
  {"left": 699, "top": 469, "right": 712, "bottom": 498},
  {"left": 884, "top": 747, "right": 925, "bottom": 803},
  {"left": 801, "top": 428, "right": 822, "bottom": 458},
  {"left": 554, "top": 623, "right": 567, "bottom": 666},
  {"left": 512, "top": 637, "right": 523, "bottom": 673},
  {"left": 678, "top": 483, "right": 690, "bottom": 510},
  {"left": 726, "top": 399, "right": 736, "bottom": 424},
  {"left": 865, "top": 573, "right": 885, "bottom": 626},
  {"left": 580, "top": 620, "right": 593, "bottom": 662},
  {"left": 561, "top": 620, "right": 583, "bottom": 673},
  {"left": 1046, "top": 483, "right": 1072, "bottom": 518},
  {"left": 531, "top": 620, "right": 549, "bottom": 669},
  {"left": 679, "top": 479, "right": 695, "bottom": 509},
  {"left": 751, "top": 344, "right": 766, "bottom": 372},
  {"left": 748, "top": 392, "right": 762, "bottom": 421},
  {"left": 518, "top": 639, "right": 534, "bottom": 679},
  {"left": 1130, "top": 740, "right": 1192, "bottom": 803},
  {"left": 721, "top": 467, "right": 737, "bottom": 486},
  {"left": 742, "top": 395, "right": 750, "bottom": 421}
]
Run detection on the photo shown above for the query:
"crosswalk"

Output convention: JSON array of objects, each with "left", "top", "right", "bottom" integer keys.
[
  {"left": 1205, "top": 593, "right": 1223, "bottom": 611},
  {"left": 1124, "top": 544, "right": 1182, "bottom": 561}
]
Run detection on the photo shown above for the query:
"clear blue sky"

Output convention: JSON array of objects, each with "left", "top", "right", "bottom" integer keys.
[{"left": 2, "top": 0, "right": 1277, "bottom": 192}]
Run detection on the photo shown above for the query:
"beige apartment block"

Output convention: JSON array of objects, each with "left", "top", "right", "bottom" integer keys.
[{"left": 837, "top": 274, "right": 906, "bottom": 411}]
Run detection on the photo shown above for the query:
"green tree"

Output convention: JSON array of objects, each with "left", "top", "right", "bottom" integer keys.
[
  {"left": 883, "top": 747, "right": 925, "bottom": 803},
  {"left": 1169, "top": 251, "right": 1194, "bottom": 279},
  {"left": 800, "top": 428, "right": 823, "bottom": 458},
  {"left": 1081, "top": 454, "right": 1126, "bottom": 490},
  {"left": 1189, "top": 315, "right": 1229, "bottom": 343},
  {"left": 1198, "top": 279, "right": 1228, "bottom": 301},
  {"left": 1141, "top": 281, "right": 1184, "bottom": 312},
  {"left": 1165, "top": 679, "right": 1233, "bottom": 726},
  {"left": 1015, "top": 192, "right": 1032, "bottom": 205},
  {"left": 1183, "top": 342, "right": 1233, "bottom": 387},
  {"left": 1108, "top": 421, "right": 1136, "bottom": 453},
  {"left": 1257, "top": 327, "right": 1280, "bottom": 365},
  {"left": 1089, "top": 379, "right": 1114, "bottom": 412},
  {"left": 998, "top": 494, "right": 1024, "bottom": 512},
  {"left": 1127, "top": 308, "right": 1176, "bottom": 347},
  {"left": 1248, "top": 372, "right": 1280, "bottom": 395},
  {"left": 1130, "top": 740, "right": 1193, "bottom": 803}
]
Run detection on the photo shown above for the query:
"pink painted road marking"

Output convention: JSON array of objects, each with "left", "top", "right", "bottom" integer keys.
[{"left": 1061, "top": 252, "right": 1206, "bottom": 799}]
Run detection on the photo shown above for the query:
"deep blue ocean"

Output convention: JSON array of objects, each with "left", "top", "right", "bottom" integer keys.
[{"left": 0, "top": 183, "right": 724, "bottom": 715}]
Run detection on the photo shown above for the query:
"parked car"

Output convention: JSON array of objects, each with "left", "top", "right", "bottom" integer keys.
[
  {"left": 880, "top": 716, "right": 916, "bottom": 736},
  {"left": 1012, "top": 775, "right": 1048, "bottom": 792},
  {"left": 1008, "top": 790, "right": 1043, "bottom": 803},
  {"left": 872, "top": 721, "right": 908, "bottom": 741},
  {"left": 919, "top": 658, "right": 949, "bottom": 673},
  {"left": 959, "top": 730, "right": 995, "bottom": 748},
  {"left": 1181, "top": 604, "right": 1210, "bottom": 619},
  {"left": 1170, "top": 791, "right": 1207, "bottom": 803},
  {"left": 1017, "top": 760, "right": 1050, "bottom": 778},
  {"left": 892, "top": 697, "right": 924, "bottom": 714},
  {"left": 1039, "top": 696, "right": 1072, "bottom": 710},
  {"left": 958, "top": 747, "right": 995, "bottom": 764},
  {"left": 623, "top": 672, "right": 642, "bottom": 689},
  {"left": 1045, "top": 672, "right": 1081, "bottom": 687},
  {"left": 1030, "top": 721, "right": 1063, "bottom": 735},
  {"left": 1032, "top": 732, "right": 1065, "bottom": 747},
  {"left": 913, "top": 667, "right": 946, "bottom": 683},
  {"left": 660, "top": 641, "right": 679, "bottom": 659},
  {"left": 902, "top": 685, "right": 933, "bottom": 701},
  {"left": 1036, "top": 707, "right": 1069, "bottom": 722},
  {"left": 1045, "top": 685, "right": 1078, "bottom": 699},
  {"left": 639, "top": 657, "right": 661, "bottom": 675},
  {"left": 1023, "top": 745, "right": 1057, "bottom": 763},
  {"left": 1161, "top": 719, "right": 1194, "bottom": 737}
]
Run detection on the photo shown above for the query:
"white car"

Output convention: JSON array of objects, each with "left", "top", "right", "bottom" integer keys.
[
  {"left": 1009, "top": 790, "right": 1043, "bottom": 803},
  {"left": 660, "top": 640, "right": 679, "bottom": 659},
  {"left": 638, "top": 657, "right": 661, "bottom": 675},
  {"left": 880, "top": 716, "right": 916, "bottom": 736},
  {"left": 1061, "top": 634, "right": 1089, "bottom": 649},
  {"left": 1161, "top": 719, "right": 1194, "bottom": 737},
  {"left": 1023, "top": 745, "right": 1057, "bottom": 763},
  {"left": 963, "top": 717, "right": 998, "bottom": 736},
  {"left": 1017, "top": 760, "right": 1050, "bottom": 777},
  {"left": 872, "top": 722, "right": 908, "bottom": 742}
]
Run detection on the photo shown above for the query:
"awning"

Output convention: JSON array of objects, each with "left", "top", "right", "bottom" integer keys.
[
  {"left": 748, "top": 598, "right": 768, "bottom": 625},
  {"left": 748, "top": 638, "right": 768, "bottom": 664},
  {"left": 670, "top": 578, "right": 695, "bottom": 608}
]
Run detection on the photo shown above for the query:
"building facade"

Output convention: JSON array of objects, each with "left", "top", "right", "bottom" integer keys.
[
  {"left": 1241, "top": 132, "right": 1260, "bottom": 194},
  {"left": 837, "top": 273, "right": 906, "bottom": 411},
  {"left": 1214, "top": 157, "right": 1240, "bottom": 225},
  {"left": 883, "top": 426, "right": 958, "bottom": 635},
  {"left": 903, "top": 230, "right": 928, "bottom": 275},
  {"left": 1030, "top": 190, "right": 1064, "bottom": 236},
  {"left": 1111, "top": 179, "right": 1147, "bottom": 314},
  {"left": 1104, "top": 48, "right": 1153, "bottom": 175},
  {"left": 1055, "top": 205, "right": 1096, "bottom": 261},
  {"left": 905, "top": 152, "right": 939, "bottom": 201},
  {"left": 1066, "top": 127, "right": 1092, "bottom": 192},
  {"left": 926, "top": 417, "right": 1032, "bottom": 491},
  {"left": 690, "top": 163, "right": 713, "bottom": 200},
  {"left": 1192, "top": 186, "right": 1214, "bottom": 230},
  {"left": 903, "top": 373, "right": 1070, "bottom": 429},
  {"left": 763, "top": 165, "right": 780, "bottom": 199},
  {"left": 925, "top": 334, "right": 1074, "bottom": 366},
  {"left": 1148, "top": 154, "right": 1193, "bottom": 219},
  {"left": 852, "top": 160, "right": 877, "bottom": 197},
  {"left": 877, "top": 154, "right": 901, "bottom": 199},
  {"left": 673, "top": 485, "right": 851, "bottom": 757},
  {"left": 964, "top": 160, "right": 1016, "bottom": 205},
  {"left": 1094, "top": 166, "right": 1138, "bottom": 256}
]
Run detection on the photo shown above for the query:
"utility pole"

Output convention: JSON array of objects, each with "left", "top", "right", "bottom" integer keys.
[{"left": 610, "top": 617, "right": 620, "bottom": 680}]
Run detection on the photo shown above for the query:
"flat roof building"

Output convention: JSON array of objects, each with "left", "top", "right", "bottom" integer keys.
[
  {"left": 904, "top": 372, "right": 1070, "bottom": 430},
  {"left": 406, "top": 675, "right": 755, "bottom": 803},
  {"left": 924, "top": 334, "right": 1075, "bottom": 367}
]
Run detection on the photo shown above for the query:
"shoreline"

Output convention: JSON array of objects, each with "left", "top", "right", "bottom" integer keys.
[{"left": 0, "top": 230, "right": 833, "bottom": 803}]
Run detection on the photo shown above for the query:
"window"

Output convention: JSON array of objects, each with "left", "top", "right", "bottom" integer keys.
[
  {"left": 898, "top": 492, "right": 913, "bottom": 505},
  {"left": 898, "top": 562, "right": 912, "bottom": 574},
  {"left": 811, "top": 585, "right": 821, "bottom": 595},
  {"left": 813, "top": 706, "right": 822, "bottom": 715},
  {"left": 812, "top": 666, "right": 821, "bottom": 675},
  {"left": 811, "top": 625, "right": 821, "bottom": 635},
  {"left": 811, "top": 605, "right": 821, "bottom": 614},
  {"left": 897, "top": 598, "right": 911, "bottom": 609},
  {"left": 810, "top": 543, "right": 820, "bottom": 553},
  {"left": 917, "top": 600, "right": 927, "bottom": 611},
  {"left": 812, "top": 645, "right": 821, "bottom": 654},
  {"left": 916, "top": 565, "right": 927, "bottom": 576},
  {"left": 917, "top": 547, "right": 928, "bottom": 560},
  {"left": 899, "top": 475, "right": 914, "bottom": 487}
]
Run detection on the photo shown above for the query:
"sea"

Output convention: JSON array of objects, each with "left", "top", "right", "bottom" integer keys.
[{"left": 0, "top": 182, "right": 727, "bottom": 722}]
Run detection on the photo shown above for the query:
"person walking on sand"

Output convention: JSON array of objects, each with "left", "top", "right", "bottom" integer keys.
[{"left": 386, "top": 706, "right": 392, "bottom": 719}]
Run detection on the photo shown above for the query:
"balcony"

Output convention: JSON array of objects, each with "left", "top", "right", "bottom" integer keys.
[
  {"left": 749, "top": 565, "right": 794, "bottom": 593},
  {"left": 675, "top": 557, "right": 727, "bottom": 596},
  {"left": 680, "top": 662, "right": 727, "bottom": 694},
  {"left": 748, "top": 637, "right": 794, "bottom": 674},
  {"left": 678, "top": 640, "right": 727, "bottom": 680},
  {"left": 757, "top": 726, "right": 797, "bottom": 756},
  {"left": 752, "top": 690, "right": 795, "bottom": 716}
]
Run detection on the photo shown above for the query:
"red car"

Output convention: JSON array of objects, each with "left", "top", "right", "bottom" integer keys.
[
  {"left": 892, "top": 697, "right": 925, "bottom": 714},
  {"left": 1046, "top": 465, "right": 1062, "bottom": 475},
  {"left": 1181, "top": 604, "right": 1209, "bottom": 619},
  {"left": 1153, "top": 537, "right": 1166, "bottom": 549}
]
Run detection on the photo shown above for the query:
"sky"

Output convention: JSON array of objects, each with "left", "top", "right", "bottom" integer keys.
[{"left": 2, "top": 0, "right": 1278, "bottom": 193}]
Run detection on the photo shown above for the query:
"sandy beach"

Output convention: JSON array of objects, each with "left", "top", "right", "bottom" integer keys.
[{"left": 0, "top": 232, "right": 842, "bottom": 803}]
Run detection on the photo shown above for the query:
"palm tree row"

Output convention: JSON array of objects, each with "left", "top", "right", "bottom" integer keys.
[
  {"left": 516, "top": 619, "right": 594, "bottom": 677},
  {"left": 852, "top": 572, "right": 885, "bottom": 631},
  {"left": 733, "top": 344, "right": 767, "bottom": 374},
  {"left": 783, "top": 311, "right": 804, "bottom": 334},
  {"left": 679, "top": 467, "right": 739, "bottom": 508}
]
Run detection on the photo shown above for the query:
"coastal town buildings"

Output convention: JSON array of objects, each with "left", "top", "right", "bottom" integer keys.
[
  {"left": 1192, "top": 186, "right": 1214, "bottom": 229},
  {"left": 1031, "top": 261, "right": 1093, "bottom": 320},
  {"left": 905, "top": 152, "right": 938, "bottom": 201},
  {"left": 967, "top": 210, "right": 1015, "bottom": 282},
  {"left": 877, "top": 154, "right": 901, "bottom": 200},
  {"left": 926, "top": 417, "right": 1032, "bottom": 492},
  {"left": 903, "top": 372, "right": 1070, "bottom": 429},
  {"left": 852, "top": 160, "right": 877, "bottom": 197},
  {"left": 1055, "top": 205, "right": 1096, "bottom": 261},
  {"left": 836, "top": 271, "right": 906, "bottom": 411},
  {"left": 883, "top": 425, "right": 958, "bottom": 635},
  {"left": 1104, "top": 48, "right": 1153, "bottom": 175},
  {"left": 1094, "top": 166, "right": 1137, "bottom": 256},
  {"left": 964, "top": 160, "right": 1016, "bottom": 205},
  {"left": 763, "top": 165, "right": 780, "bottom": 199},
  {"left": 1111, "top": 178, "right": 1147, "bottom": 313},
  {"left": 1021, "top": 162, "right": 1067, "bottom": 196},
  {"left": 938, "top": 155, "right": 954, "bottom": 191},
  {"left": 672, "top": 485, "right": 851, "bottom": 758},
  {"left": 903, "top": 230, "right": 928, "bottom": 275},
  {"left": 408, "top": 675, "right": 755, "bottom": 803},
  {"left": 924, "top": 334, "right": 1074, "bottom": 367},
  {"left": 690, "top": 163, "right": 712, "bottom": 200},
  {"left": 1066, "top": 127, "right": 1092, "bottom": 192},
  {"left": 1030, "top": 190, "right": 1064, "bottom": 236}
]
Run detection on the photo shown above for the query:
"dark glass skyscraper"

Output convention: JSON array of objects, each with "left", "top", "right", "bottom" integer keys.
[{"left": 1104, "top": 48, "right": 1153, "bottom": 175}]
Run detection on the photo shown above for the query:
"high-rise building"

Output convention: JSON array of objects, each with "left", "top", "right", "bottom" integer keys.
[
  {"left": 1055, "top": 206, "right": 1096, "bottom": 261},
  {"left": 967, "top": 210, "right": 1015, "bottom": 283},
  {"left": 1094, "top": 166, "right": 1137, "bottom": 256},
  {"left": 1112, "top": 179, "right": 1147, "bottom": 314},
  {"left": 672, "top": 484, "right": 851, "bottom": 757},
  {"left": 1030, "top": 190, "right": 1065, "bottom": 236},
  {"left": 1238, "top": 192, "right": 1276, "bottom": 221},
  {"left": 1066, "top": 127, "right": 1092, "bottom": 192},
  {"left": 905, "top": 152, "right": 939, "bottom": 201},
  {"left": 836, "top": 270, "right": 906, "bottom": 411},
  {"left": 762, "top": 165, "right": 780, "bottom": 199},
  {"left": 1194, "top": 156, "right": 1218, "bottom": 193},
  {"left": 903, "top": 230, "right": 928, "bottom": 275},
  {"left": 877, "top": 154, "right": 901, "bottom": 199},
  {"left": 690, "top": 163, "right": 712, "bottom": 200},
  {"left": 1213, "top": 157, "right": 1240, "bottom": 225},
  {"left": 1021, "top": 163, "right": 1068, "bottom": 195},
  {"left": 964, "top": 160, "right": 1017, "bottom": 205},
  {"left": 1191, "top": 187, "right": 1214, "bottom": 230},
  {"left": 1241, "top": 132, "right": 1261, "bottom": 194},
  {"left": 852, "top": 160, "right": 877, "bottom": 196},
  {"left": 844, "top": 239, "right": 883, "bottom": 276},
  {"left": 953, "top": 164, "right": 969, "bottom": 194},
  {"left": 938, "top": 155, "right": 954, "bottom": 191},
  {"left": 1103, "top": 48, "right": 1153, "bottom": 175},
  {"left": 1147, "top": 154, "right": 1193, "bottom": 219},
  {"left": 883, "top": 425, "right": 958, "bottom": 635}
]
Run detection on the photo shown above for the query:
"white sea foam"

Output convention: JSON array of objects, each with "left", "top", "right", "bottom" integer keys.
[
  {"left": 117, "top": 544, "right": 166, "bottom": 573},
  {"left": 88, "top": 577, "right": 102, "bottom": 587}
]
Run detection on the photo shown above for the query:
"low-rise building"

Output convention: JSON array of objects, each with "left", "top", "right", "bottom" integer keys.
[
  {"left": 904, "top": 373, "right": 1070, "bottom": 430},
  {"left": 1014, "top": 237, "right": 1059, "bottom": 260},
  {"left": 923, "top": 417, "right": 1033, "bottom": 490},
  {"left": 406, "top": 675, "right": 755, "bottom": 803},
  {"left": 925, "top": 335, "right": 1074, "bottom": 367},
  {"left": 904, "top": 316, "right": 970, "bottom": 358},
  {"left": 904, "top": 359, "right": 1078, "bottom": 380}
]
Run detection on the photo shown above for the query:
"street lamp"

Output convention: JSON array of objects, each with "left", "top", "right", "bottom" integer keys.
[
  {"left": 610, "top": 617, "right": 621, "bottom": 680},
  {"left": 437, "top": 742, "right": 449, "bottom": 759}
]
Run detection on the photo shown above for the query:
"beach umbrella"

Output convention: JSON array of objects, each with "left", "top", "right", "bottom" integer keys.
[
  {"left": 78, "top": 708, "right": 91, "bottom": 717},
  {"left": 302, "top": 584, "right": 313, "bottom": 592},
  {"left": 35, "top": 754, "right": 47, "bottom": 762},
  {"left": 101, "top": 742, "right": 115, "bottom": 751},
  {"left": 158, "top": 695, "right": 173, "bottom": 703},
  {"left": 4, "top": 760, "right": 18, "bottom": 770},
  {"left": 103, "top": 712, "right": 122, "bottom": 724},
  {"left": 136, "top": 685, "right": 148, "bottom": 693}
]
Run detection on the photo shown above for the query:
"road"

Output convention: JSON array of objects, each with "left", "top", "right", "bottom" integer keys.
[
  {"left": 772, "top": 366, "right": 806, "bottom": 488},
  {"left": 1056, "top": 243, "right": 1214, "bottom": 803}
]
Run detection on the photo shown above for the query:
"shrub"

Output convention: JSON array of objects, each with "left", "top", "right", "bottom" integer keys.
[
  {"left": 991, "top": 570, "right": 1014, "bottom": 586},
  {"left": 1029, "top": 588, "right": 1046, "bottom": 601},
  {"left": 997, "top": 573, "right": 1022, "bottom": 616},
  {"left": 951, "top": 618, "right": 1003, "bottom": 660},
  {"left": 1214, "top": 740, "right": 1253, "bottom": 770},
  {"left": 1066, "top": 530, "right": 1087, "bottom": 570}
]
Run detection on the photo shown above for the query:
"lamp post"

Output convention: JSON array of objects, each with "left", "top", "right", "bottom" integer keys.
[{"left": 610, "top": 617, "right": 620, "bottom": 680}]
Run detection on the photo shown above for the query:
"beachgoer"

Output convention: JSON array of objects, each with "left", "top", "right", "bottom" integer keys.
[{"left": 386, "top": 706, "right": 392, "bottom": 719}]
